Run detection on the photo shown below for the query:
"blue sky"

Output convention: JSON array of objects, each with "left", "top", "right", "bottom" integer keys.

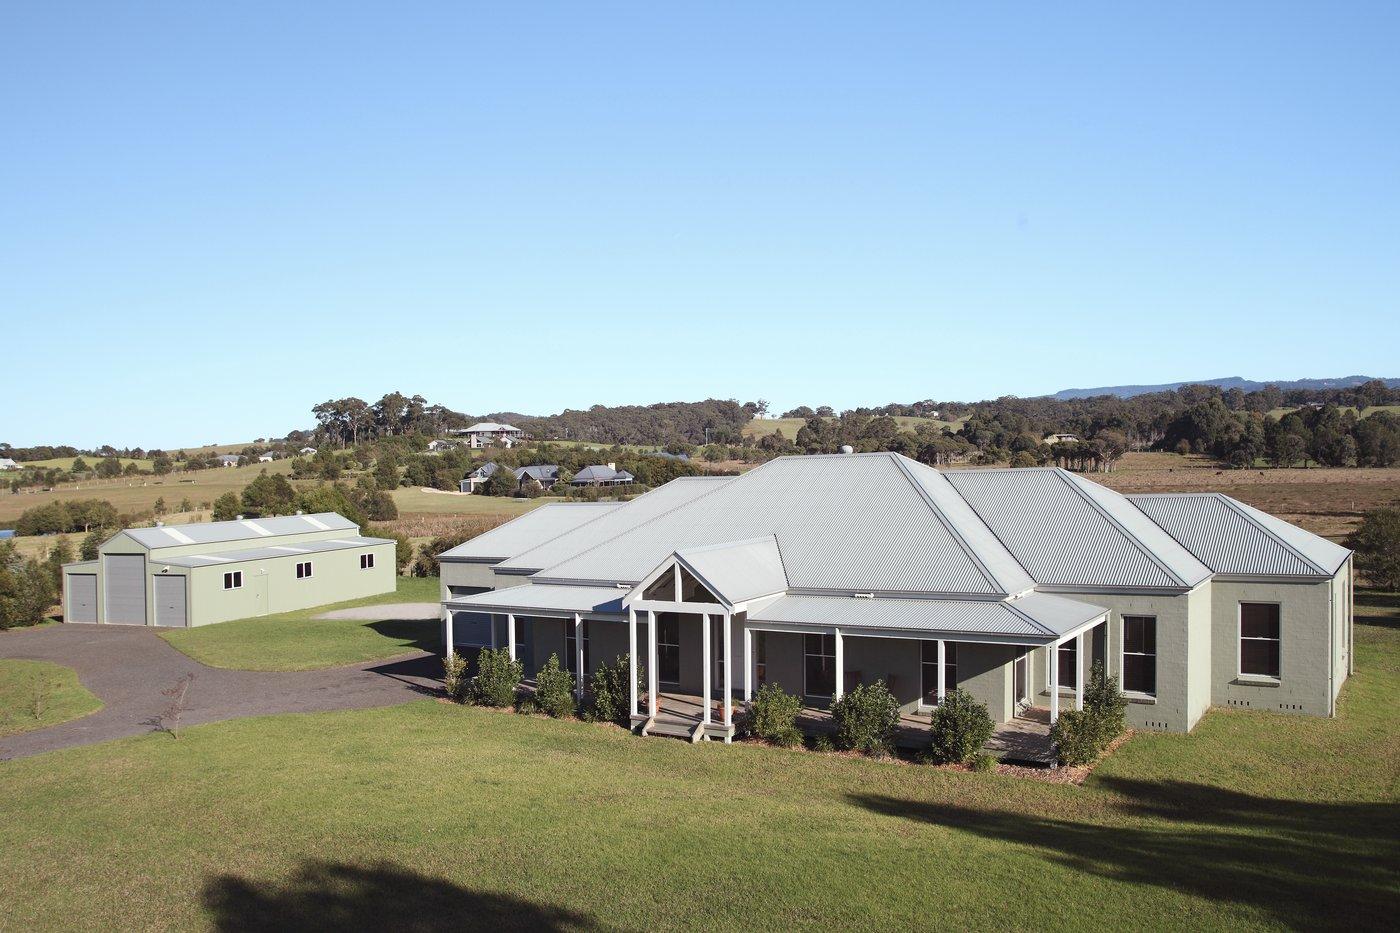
[{"left": 3, "top": 2, "right": 1397, "bottom": 449}]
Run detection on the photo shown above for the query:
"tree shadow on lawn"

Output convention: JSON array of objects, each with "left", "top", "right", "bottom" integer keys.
[
  {"left": 204, "top": 859, "right": 599, "bottom": 932},
  {"left": 849, "top": 777, "right": 1398, "bottom": 930},
  {"left": 1355, "top": 591, "right": 1400, "bottom": 630},
  {"left": 365, "top": 618, "right": 443, "bottom": 651}
]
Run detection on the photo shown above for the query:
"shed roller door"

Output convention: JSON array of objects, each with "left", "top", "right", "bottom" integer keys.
[
  {"left": 68, "top": 574, "right": 97, "bottom": 623},
  {"left": 104, "top": 554, "right": 147, "bottom": 624},
  {"left": 154, "top": 575, "right": 188, "bottom": 628}
]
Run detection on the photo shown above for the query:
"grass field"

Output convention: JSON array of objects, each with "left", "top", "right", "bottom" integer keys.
[
  {"left": 743, "top": 414, "right": 968, "bottom": 441},
  {"left": 159, "top": 577, "right": 441, "bottom": 671},
  {"left": 389, "top": 486, "right": 549, "bottom": 517},
  {"left": 16, "top": 455, "right": 155, "bottom": 472},
  {"left": 0, "top": 603, "right": 1394, "bottom": 930},
  {"left": 1266, "top": 404, "right": 1400, "bottom": 420},
  {"left": 0, "top": 659, "right": 102, "bottom": 737}
]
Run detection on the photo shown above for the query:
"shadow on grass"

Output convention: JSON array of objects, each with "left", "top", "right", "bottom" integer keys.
[
  {"left": 366, "top": 617, "right": 442, "bottom": 650},
  {"left": 1355, "top": 591, "right": 1400, "bottom": 630},
  {"left": 850, "top": 777, "right": 1398, "bottom": 929},
  {"left": 204, "top": 859, "right": 598, "bottom": 932}
]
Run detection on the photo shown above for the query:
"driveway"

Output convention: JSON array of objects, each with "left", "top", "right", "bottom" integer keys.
[{"left": 0, "top": 624, "right": 443, "bottom": 761}]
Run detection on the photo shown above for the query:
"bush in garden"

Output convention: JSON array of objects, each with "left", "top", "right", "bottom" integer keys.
[
  {"left": 927, "top": 689, "right": 995, "bottom": 764},
  {"left": 587, "top": 654, "right": 643, "bottom": 726},
  {"left": 1083, "top": 661, "right": 1128, "bottom": 747},
  {"left": 1050, "top": 709, "right": 1100, "bottom": 766},
  {"left": 470, "top": 647, "right": 522, "bottom": 708},
  {"left": 745, "top": 682, "right": 802, "bottom": 746},
  {"left": 533, "top": 653, "right": 577, "bottom": 718},
  {"left": 971, "top": 752, "right": 998, "bottom": 773},
  {"left": 831, "top": 680, "right": 901, "bottom": 757},
  {"left": 442, "top": 652, "right": 470, "bottom": 703}
]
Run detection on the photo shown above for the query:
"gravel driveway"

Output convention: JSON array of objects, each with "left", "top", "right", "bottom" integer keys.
[{"left": 0, "top": 623, "right": 443, "bottom": 761}]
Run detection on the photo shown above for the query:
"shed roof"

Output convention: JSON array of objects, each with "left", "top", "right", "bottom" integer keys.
[
  {"left": 124, "top": 513, "right": 359, "bottom": 550},
  {"left": 1127, "top": 493, "right": 1349, "bottom": 576},
  {"left": 748, "top": 592, "right": 1107, "bottom": 642},
  {"left": 438, "top": 503, "right": 624, "bottom": 562},
  {"left": 151, "top": 536, "right": 393, "bottom": 568}
]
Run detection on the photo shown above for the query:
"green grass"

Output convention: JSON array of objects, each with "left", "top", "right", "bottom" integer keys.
[
  {"left": 389, "top": 486, "right": 548, "bottom": 516},
  {"left": 16, "top": 455, "right": 154, "bottom": 472},
  {"left": 0, "top": 659, "right": 102, "bottom": 737},
  {"left": 159, "top": 576, "right": 443, "bottom": 671},
  {"left": 1267, "top": 404, "right": 1400, "bottom": 420},
  {"left": 1, "top": 611, "right": 1394, "bottom": 930}
]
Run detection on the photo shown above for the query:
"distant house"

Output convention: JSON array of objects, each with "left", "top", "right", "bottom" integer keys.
[
  {"left": 460, "top": 462, "right": 500, "bottom": 493},
  {"left": 257, "top": 454, "right": 276, "bottom": 463},
  {"left": 427, "top": 439, "right": 458, "bottom": 453},
  {"left": 299, "top": 447, "right": 318, "bottom": 456},
  {"left": 516, "top": 464, "right": 559, "bottom": 487},
  {"left": 451, "top": 422, "right": 526, "bottom": 449},
  {"left": 1043, "top": 433, "right": 1081, "bottom": 445},
  {"left": 571, "top": 463, "right": 635, "bottom": 487},
  {"left": 218, "top": 455, "right": 241, "bottom": 468},
  {"left": 0, "top": 458, "right": 19, "bottom": 471}
]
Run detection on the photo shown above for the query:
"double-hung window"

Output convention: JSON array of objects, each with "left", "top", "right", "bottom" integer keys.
[
  {"left": 296, "top": 561, "right": 313, "bottom": 580},
  {"left": 1240, "top": 603, "right": 1281, "bottom": 678},
  {"left": 804, "top": 633, "right": 836, "bottom": 699},
  {"left": 1056, "top": 639, "right": 1078, "bottom": 690},
  {"left": 223, "top": 571, "right": 242, "bottom": 590},
  {"left": 1121, "top": 616, "right": 1157, "bottom": 696}
]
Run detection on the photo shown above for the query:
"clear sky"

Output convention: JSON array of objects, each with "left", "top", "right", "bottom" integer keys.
[{"left": 3, "top": 2, "right": 1397, "bottom": 449}]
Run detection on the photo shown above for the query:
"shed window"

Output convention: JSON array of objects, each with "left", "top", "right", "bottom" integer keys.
[
  {"left": 360, "top": 553, "right": 375, "bottom": 570},
  {"left": 223, "top": 571, "right": 242, "bottom": 590},
  {"left": 1121, "top": 616, "right": 1157, "bottom": 696},
  {"left": 804, "top": 633, "right": 836, "bottom": 699},
  {"left": 296, "top": 561, "right": 313, "bottom": 580},
  {"left": 920, "top": 641, "right": 958, "bottom": 704},
  {"left": 1240, "top": 603, "right": 1281, "bottom": 678}
]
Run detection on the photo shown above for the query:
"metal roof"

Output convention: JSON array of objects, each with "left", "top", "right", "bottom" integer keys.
[
  {"left": 152, "top": 536, "right": 393, "bottom": 568},
  {"left": 572, "top": 465, "right": 633, "bottom": 483},
  {"left": 124, "top": 513, "right": 358, "bottom": 550},
  {"left": 497, "top": 476, "right": 734, "bottom": 572},
  {"left": 515, "top": 465, "right": 559, "bottom": 483},
  {"left": 536, "top": 453, "right": 1028, "bottom": 595},
  {"left": 748, "top": 592, "right": 1107, "bottom": 642},
  {"left": 438, "top": 503, "right": 624, "bottom": 562},
  {"left": 943, "top": 468, "right": 1211, "bottom": 589},
  {"left": 1128, "top": 493, "right": 1349, "bottom": 576},
  {"left": 463, "top": 422, "right": 521, "bottom": 433},
  {"left": 445, "top": 583, "right": 627, "bottom": 616},
  {"left": 672, "top": 536, "right": 789, "bottom": 604}
]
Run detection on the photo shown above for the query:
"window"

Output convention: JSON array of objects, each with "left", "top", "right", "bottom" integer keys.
[
  {"left": 1240, "top": 603, "right": 1281, "bottom": 678},
  {"left": 360, "top": 553, "right": 375, "bottom": 570},
  {"left": 1122, "top": 616, "right": 1157, "bottom": 695},
  {"left": 804, "top": 633, "right": 836, "bottom": 699},
  {"left": 920, "top": 641, "right": 958, "bottom": 705},
  {"left": 658, "top": 615, "right": 680, "bottom": 685},
  {"left": 755, "top": 632, "right": 768, "bottom": 687},
  {"left": 564, "top": 621, "right": 590, "bottom": 675},
  {"left": 223, "top": 571, "right": 242, "bottom": 590},
  {"left": 1057, "top": 639, "right": 1078, "bottom": 690},
  {"left": 296, "top": 561, "right": 313, "bottom": 579}
]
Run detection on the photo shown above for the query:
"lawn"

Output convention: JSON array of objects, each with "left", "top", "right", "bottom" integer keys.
[
  {"left": 159, "top": 576, "right": 442, "bottom": 671},
  {"left": 0, "top": 659, "right": 102, "bottom": 737},
  {"left": 0, "top": 610, "right": 1394, "bottom": 930},
  {"left": 389, "top": 486, "right": 548, "bottom": 517}
]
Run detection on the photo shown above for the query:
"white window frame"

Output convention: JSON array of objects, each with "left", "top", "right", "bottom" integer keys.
[
  {"left": 803, "top": 632, "right": 836, "bottom": 700},
  {"left": 1119, "top": 615, "right": 1158, "bottom": 698},
  {"left": 918, "top": 640, "right": 957, "bottom": 710},
  {"left": 1047, "top": 640, "right": 1078, "bottom": 693},
  {"left": 223, "top": 570, "right": 243, "bottom": 590},
  {"left": 1238, "top": 601, "right": 1282, "bottom": 681},
  {"left": 296, "top": 561, "right": 313, "bottom": 580},
  {"left": 360, "top": 553, "right": 375, "bottom": 570}
]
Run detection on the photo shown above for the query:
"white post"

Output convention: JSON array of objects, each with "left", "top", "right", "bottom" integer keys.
[
  {"left": 722, "top": 611, "right": 733, "bottom": 731},
  {"left": 489, "top": 614, "right": 498, "bottom": 649},
  {"left": 507, "top": 614, "right": 517, "bottom": 663},
  {"left": 444, "top": 610, "right": 454, "bottom": 659},
  {"left": 1049, "top": 642, "right": 1060, "bottom": 724},
  {"left": 574, "top": 612, "right": 585, "bottom": 699},
  {"left": 647, "top": 610, "right": 659, "bottom": 718},
  {"left": 702, "top": 613, "right": 712, "bottom": 725},
  {"left": 833, "top": 628, "right": 844, "bottom": 700},
  {"left": 628, "top": 606, "right": 638, "bottom": 717},
  {"left": 936, "top": 639, "right": 946, "bottom": 704},
  {"left": 1075, "top": 631, "right": 1085, "bottom": 712},
  {"left": 743, "top": 626, "right": 753, "bottom": 701}
]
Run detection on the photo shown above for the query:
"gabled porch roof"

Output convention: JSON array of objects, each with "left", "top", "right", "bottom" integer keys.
[{"left": 623, "top": 536, "right": 788, "bottom": 610}]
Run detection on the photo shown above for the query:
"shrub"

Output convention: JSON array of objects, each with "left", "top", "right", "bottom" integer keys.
[
  {"left": 1050, "top": 709, "right": 1100, "bottom": 766},
  {"left": 745, "top": 682, "right": 802, "bottom": 745},
  {"left": 587, "top": 654, "right": 643, "bottom": 726},
  {"left": 470, "top": 648, "right": 522, "bottom": 708},
  {"left": 971, "top": 752, "right": 998, "bottom": 772},
  {"left": 927, "top": 689, "right": 995, "bottom": 764},
  {"left": 831, "top": 680, "right": 900, "bottom": 757},
  {"left": 442, "top": 652, "right": 470, "bottom": 703},
  {"left": 1083, "top": 661, "right": 1128, "bottom": 746},
  {"left": 534, "top": 653, "right": 577, "bottom": 718},
  {"left": 809, "top": 734, "right": 835, "bottom": 753}
]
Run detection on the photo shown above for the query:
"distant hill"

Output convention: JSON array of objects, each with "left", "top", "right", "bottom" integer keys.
[{"left": 1051, "top": 375, "right": 1400, "bottom": 401}]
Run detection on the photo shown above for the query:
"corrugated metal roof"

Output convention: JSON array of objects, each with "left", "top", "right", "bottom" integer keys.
[
  {"left": 944, "top": 469, "right": 1210, "bottom": 589},
  {"left": 445, "top": 583, "right": 626, "bottom": 615},
  {"left": 748, "top": 592, "right": 1106, "bottom": 641},
  {"left": 463, "top": 422, "right": 521, "bottom": 433},
  {"left": 515, "top": 465, "right": 559, "bottom": 483},
  {"left": 1128, "top": 493, "right": 1348, "bottom": 576},
  {"left": 152, "top": 536, "right": 393, "bottom": 568},
  {"left": 125, "top": 513, "right": 358, "bottom": 550},
  {"left": 497, "top": 476, "right": 735, "bottom": 572},
  {"left": 536, "top": 454, "right": 1022, "bottom": 595},
  {"left": 674, "top": 536, "right": 789, "bottom": 603},
  {"left": 438, "top": 503, "right": 624, "bottom": 562}
]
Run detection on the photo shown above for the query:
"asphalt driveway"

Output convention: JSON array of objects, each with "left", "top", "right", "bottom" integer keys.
[{"left": 0, "top": 624, "right": 442, "bottom": 761}]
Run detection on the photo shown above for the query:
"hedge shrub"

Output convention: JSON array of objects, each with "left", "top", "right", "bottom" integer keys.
[
  {"left": 927, "top": 689, "right": 995, "bottom": 764},
  {"left": 587, "top": 654, "right": 643, "bottom": 726},
  {"left": 746, "top": 682, "right": 803, "bottom": 747},
  {"left": 534, "top": 653, "right": 577, "bottom": 718},
  {"left": 1083, "top": 661, "right": 1128, "bottom": 746},
  {"left": 471, "top": 647, "right": 522, "bottom": 708},
  {"left": 831, "top": 680, "right": 900, "bottom": 757},
  {"left": 1049, "top": 709, "right": 1100, "bottom": 765},
  {"left": 442, "top": 652, "right": 470, "bottom": 703}
]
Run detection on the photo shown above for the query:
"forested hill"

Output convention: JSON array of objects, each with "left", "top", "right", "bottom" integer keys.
[
  {"left": 501, "top": 399, "right": 754, "bottom": 446},
  {"left": 1052, "top": 375, "right": 1400, "bottom": 401}
]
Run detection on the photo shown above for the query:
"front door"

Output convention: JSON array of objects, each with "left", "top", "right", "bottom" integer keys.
[{"left": 658, "top": 615, "right": 681, "bottom": 686}]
